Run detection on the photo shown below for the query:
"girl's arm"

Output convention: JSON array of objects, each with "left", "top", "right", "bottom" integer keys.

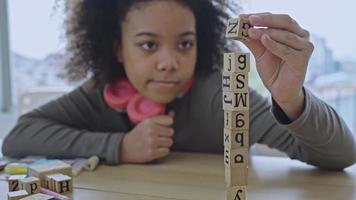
[
  {"left": 1, "top": 80, "right": 130, "bottom": 164},
  {"left": 195, "top": 71, "right": 355, "bottom": 169},
  {"left": 249, "top": 87, "right": 356, "bottom": 170}
]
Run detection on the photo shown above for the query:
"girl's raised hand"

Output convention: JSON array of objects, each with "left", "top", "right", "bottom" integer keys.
[
  {"left": 119, "top": 111, "right": 175, "bottom": 163},
  {"left": 240, "top": 13, "right": 314, "bottom": 120}
]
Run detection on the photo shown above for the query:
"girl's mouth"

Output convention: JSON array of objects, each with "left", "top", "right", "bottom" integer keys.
[{"left": 150, "top": 80, "right": 180, "bottom": 90}]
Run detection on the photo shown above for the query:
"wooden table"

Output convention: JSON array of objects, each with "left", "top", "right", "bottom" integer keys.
[{"left": 1, "top": 153, "right": 355, "bottom": 200}]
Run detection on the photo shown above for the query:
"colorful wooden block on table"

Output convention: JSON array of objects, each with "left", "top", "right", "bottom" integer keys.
[
  {"left": 224, "top": 128, "right": 249, "bottom": 149},
  {"left": 225, "top": 17, "right": 251, "bottom": 40},
  {"left": 28, "top": 160, "right": 72, "bottom": 187},
  {"left": 7, "top": 190, "right": 29, "bottom": 200},
  {"left": 18, "top": 193, "right": 56, "bottom": 200},
  {"left": 45, "top": 174, "right": 55, "bottom": 191},
  {"left": 225, "top": 185, "right": 246, "bottom": 200},
  {"left": 8, "top": 175, "right": 27, "bottom": 192},
  {"left": 223, "top": 53, "right": 250, "bottom": 73},
  {"left": 18, "top": 177, "right": 40, "bottom": 195},
  {"left": 4, "top": 163, "right": 28, "bottom": 175},
  {"left": 223, "top": 91, "right": 249, "bottom": 111},
  {"left": 47, "top": 174, "right": 73, "bottom": 194},
  {"left": 222, "top": 72, "right": 249, "bottom": 92},
  {"left": 224, "top": 110, "right": 249, "bottom": 130}
]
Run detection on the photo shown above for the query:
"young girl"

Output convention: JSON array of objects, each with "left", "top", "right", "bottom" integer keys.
[{"left": 2, "top": 0, "right": 355, "bottom": 169}]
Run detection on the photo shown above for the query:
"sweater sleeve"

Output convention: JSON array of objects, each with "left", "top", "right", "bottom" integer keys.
[
  {"left": 185, "top": 71, "right": 355, "bottom": 169},
  {"left": 1, "top": 82, "right": 131, "bottom": 164},
  {"left": 252, "top": 87, "right": 356, "bottom": 169}
]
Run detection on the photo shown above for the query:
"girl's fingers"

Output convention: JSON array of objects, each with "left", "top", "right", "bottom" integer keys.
[
  {"left": 154, "top": 147, "right": 170, "bottom": 159},
  {"left": 150, "top": 115, "right": 174, "bottom": 127},
  {"left": 248, "top": 28, "right": 311, "bottom": 51},
  {"left": 241, "top": 38, "right": 265, "bottom": 59},
  {"left": 260, "top": 34, "right": 300, "bottom": 65},
  {"left": 248, "top": 14, "right": 309, "bottom": 38},
  {"left": 157, "top": 137, "right": 173, "bottom": 148},
  {"left": 167, "top": 110, "right": 175, "bottom": 118},
  {"left": 156, "top": 126, "right": 174, "bottom": 137}
]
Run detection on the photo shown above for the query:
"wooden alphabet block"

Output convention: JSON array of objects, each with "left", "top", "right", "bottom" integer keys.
[
  {"left": 19, "top": 177, "right": 40, "bottom": 195},
  {"left": 223, "top": 91, "right": 249, "bottom": 111},
  {"left": 224, "top": 53, "right": 250, "bottom": 73},
  {"left": 222, "top": 72, "right": 249, "bottom": 92},
  {"left": 224, "top": 110, "right": 249, "bottom": 130},
  {"left": 224, "top": 128, "right": 249, "bottom": 149},
  {"left": 28, "top": 160, "right": 72, "bottom": 187},
  {"left": 50, "top": 174, "right": 73, "bottom": 193},
  {"left": 18, "top": 193, "right": 56, "bottom": 200},
  {"left": 7, "top": 190, "right": 28, "bottom": 200},
  {"left": 224, "top": 148, "right": 249, "bottom": 168},
  {"left": 225, "top": 165, "right": 248, "bottom": 186},
  {"left": 225, "top": 17, "right": 251, "bottom": 40},
  {"left": 45, "top": 174, "right": 55, "bottom": 190},
  {"left": 8, "top": 175, "right": 27, "bottom": 192},
  {"left": 225, "top": 185, "right": 247, "bottom": 200}
]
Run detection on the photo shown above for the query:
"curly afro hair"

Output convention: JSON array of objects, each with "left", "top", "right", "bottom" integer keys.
[{"left": 64, "top": 0, "right": 241, "bottom": 84}]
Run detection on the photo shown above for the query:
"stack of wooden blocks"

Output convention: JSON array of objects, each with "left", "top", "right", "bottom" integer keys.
[
  {"left": 7, "top": 160, "right": 73, "bottom": 200},
  {"left": 223, "top": 17, "right": 251, "bottom": 200}
]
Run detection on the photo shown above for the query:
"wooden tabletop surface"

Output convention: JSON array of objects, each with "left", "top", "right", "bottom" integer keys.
[{"left": 1, "top": 152, "right": 355, "bottom": 200}]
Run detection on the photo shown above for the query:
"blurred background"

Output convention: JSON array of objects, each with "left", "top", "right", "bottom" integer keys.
[{"left": 1, "top": 0, "right": 355, "bottom": 154}]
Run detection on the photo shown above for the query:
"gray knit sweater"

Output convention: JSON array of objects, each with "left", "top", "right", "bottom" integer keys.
[{"left": 2, "top": 71, "right": 356, "bottom": 169}]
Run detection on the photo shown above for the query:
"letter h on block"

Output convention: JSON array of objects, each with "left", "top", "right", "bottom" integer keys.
[{"left": 54, "top": 175, "right": 72, "bottom": 194}]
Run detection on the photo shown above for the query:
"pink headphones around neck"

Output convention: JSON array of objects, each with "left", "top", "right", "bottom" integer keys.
[{"left": 104, "top": 79, "right": 193, "bottom": 124}]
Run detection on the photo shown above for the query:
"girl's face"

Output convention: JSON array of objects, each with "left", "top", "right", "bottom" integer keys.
[{"left": 116, "top": 1, "right": 197, "bottom": 104}]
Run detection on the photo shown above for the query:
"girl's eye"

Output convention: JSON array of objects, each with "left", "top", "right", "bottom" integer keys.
[
  {"left": 179, "top": 41, "right": 193, "bottom": 49},
  {"left": 141, "top": 42, "right": 156, "bottom": 50}
]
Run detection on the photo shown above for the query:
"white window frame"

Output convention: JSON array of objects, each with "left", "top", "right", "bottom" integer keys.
[{"left": 0, "top": 0, "right": 12, "bottom": 113}]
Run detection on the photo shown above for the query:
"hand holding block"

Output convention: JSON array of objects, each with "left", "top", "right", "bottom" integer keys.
[
  {"left": 7, "top": 190, "right": 29, "bottom": 200},
  {"left": 224, "top": 128, "right": 249, "bottom": 149},
  {"left": 224, "top": 53, "right": 250, "bottom": 73},
  {"left": 225, "top": 185, "right": 246, "bottom": 200},
  {"left": 223, "top": 91, "right": 249, "bottom": 111},
  {"left": 224, "top": 148, "right": 249, "bottom": 168},
  {"left": 225, "top": 17, "right": 251, "bottom": 40},
  {"left": 224, "top": 110, "right": 249, "bottom": 130},
  {"left": 8, "top": 175, "right": 27, "bottom": 192},
  {"left": 222, "top": 72, "right": 249, "bottom": 92},
  {"left": 19, "top": 177, "right": 40, "bottom": 195}
]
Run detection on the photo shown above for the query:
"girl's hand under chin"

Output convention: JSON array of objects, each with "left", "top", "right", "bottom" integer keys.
[{"left": 119, "top": 111, "right": 175, "bottom": 163}]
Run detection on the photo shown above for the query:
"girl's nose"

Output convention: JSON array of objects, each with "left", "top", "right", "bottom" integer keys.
[{"left": 156, "top": 50, "right": 179, "bottom": 72}]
